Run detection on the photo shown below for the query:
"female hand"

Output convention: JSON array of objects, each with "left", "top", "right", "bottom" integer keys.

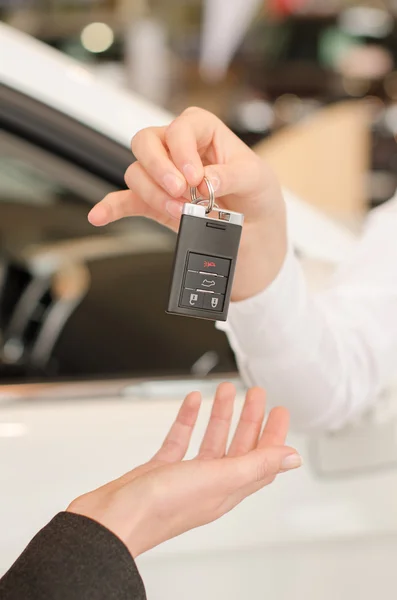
[
  {"left": 67, "top": 383, "right": 301, "bottom": 557},
  {"left": 88, "top": 108, "right": 287, "bottom": 301}
]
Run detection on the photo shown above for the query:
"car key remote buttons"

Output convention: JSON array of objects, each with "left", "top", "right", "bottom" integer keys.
[{"left": 167, "top": 178, "right": 244, "bottom": 322}]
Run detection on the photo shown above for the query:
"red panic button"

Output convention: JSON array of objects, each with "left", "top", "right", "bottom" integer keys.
[{"left": 188, "top": 253, "right": 231, "bottom": 277}]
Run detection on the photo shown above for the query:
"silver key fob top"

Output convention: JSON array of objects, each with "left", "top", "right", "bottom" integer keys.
[{"left": 167, "top": 202, "right": 244, "bottom": 322}]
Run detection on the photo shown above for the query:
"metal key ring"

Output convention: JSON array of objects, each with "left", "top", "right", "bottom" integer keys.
[{"left": 190, "top": 176, "right": 216, "bottom": 214}]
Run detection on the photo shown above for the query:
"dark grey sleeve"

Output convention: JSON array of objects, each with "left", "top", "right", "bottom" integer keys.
[{"left": 0, "top": 512, "right": 146, "bottom": 600}]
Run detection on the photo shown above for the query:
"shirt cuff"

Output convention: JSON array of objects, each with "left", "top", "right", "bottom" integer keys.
[{"left": 217, "top": 247, "right": 309, "bottom": 360}]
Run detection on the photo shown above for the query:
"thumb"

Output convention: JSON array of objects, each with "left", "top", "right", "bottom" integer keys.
[{"left": 233, "top": 446, "right": 302, "bottom": 488}]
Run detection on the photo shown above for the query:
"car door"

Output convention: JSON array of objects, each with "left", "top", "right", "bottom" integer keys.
[{"left": 0, "top": 83, "right": 236, "bottom": 383}]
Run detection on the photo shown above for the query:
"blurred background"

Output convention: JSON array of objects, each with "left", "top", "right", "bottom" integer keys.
[{"left": 2, "top": 0, "right": 397, "bottom": 207}]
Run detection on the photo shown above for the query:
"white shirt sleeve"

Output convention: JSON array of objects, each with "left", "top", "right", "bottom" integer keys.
[{"left": 218, "top": 193, "right": 397, "bottom": 432}]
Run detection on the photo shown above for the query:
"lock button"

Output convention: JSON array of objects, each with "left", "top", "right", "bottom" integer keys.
[{"left": 203, "top": 293, "right": 224, "bottom": 312}]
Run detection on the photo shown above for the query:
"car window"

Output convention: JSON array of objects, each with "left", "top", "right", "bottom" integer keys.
[
  {"left": 0, "top": 129, "right": 166, "bottom": 247},
  {"left": 0, "top": 130, "right": 236, "bottom": 382}
]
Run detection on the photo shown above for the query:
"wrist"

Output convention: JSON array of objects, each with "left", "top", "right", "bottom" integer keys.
[
  {"left": 67, "top": 491, "right": 151, "bottom": 559},
  {"left": 232, "top": 207, "right": 287, "bottom": 302}
]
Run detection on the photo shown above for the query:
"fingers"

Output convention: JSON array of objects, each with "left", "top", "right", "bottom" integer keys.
[
  {"left": 153, "top": 392, "right": 202, "bottom": 463},
  {"left": 223, "top": 446, "right": 302, "bottom": 512},
  {"left": 233, "top": 446, "right": 302, "bottom": 489},
  {"left": 131, "top": 127, "right": 187, "bottom": 198},
  {"left": 229, "top": 409, "right": 292, "bottom": 503},
  {"left": 131, "top": 108, "right": 219, "bottom": 195},
  {"left": 88, "top": 190, "right": 139, "bottom": 227},
  {"left": 124, "top": 162, "right": 185, "bottom": 215},
  {"left": 90, "top": 106, "right": 275, "bottom": 231},
  {"left": 198, "top": 382, "right": 236, "bottom": 459},
  {"left": 91, "top": 107, "right": 266, "bottom": 230},
  {"left": 227, "top": 388, "right": 266, "bottom": 457},
  {"left": 131, "top": 108, "right": 242, "bottom": 195},
  {"left": 88, "top": 189, "right": 179, "bottom": 231},
  {"left": 164, "top": 108, "right": 213, "bottom": 186},
  {"left": 258, "top": 407, "right": 290, "bottom": 449},
  {"left": 88, "top": 173, "right": 181, "bottom": 231}
]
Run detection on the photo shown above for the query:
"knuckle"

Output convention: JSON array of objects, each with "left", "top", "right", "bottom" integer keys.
[
  {"left": 164, "top": 119, "right": 180, "bottom": 143},
  {"left": 124, "top": 161, "right": 138, "bottom": 187},
  {"left": 158, "top": 439, "right": 182, "bottom": 459},
  {"left": 102, "top": 197, "right": 116, "bottom": 222},
  {"left": 232, "top": 444, "right": 248, "bottom": 457},
  {"left": 182, "top": 106, "right": 216, "bottom": 123},
  {"left": 131, "top": 127, "right": 156, "bottom": 153},
  {"left": 197, "top": 448, "right": 215, "bottom": 461},
  {"left": 182, "top": 106, "right": 202, "bottom": 117},
  {"left": 103, "top": 191, "right": 119, "bottom": 205},
  {"left": 130, "top": 128, "right": 145, "bottom": 152}
]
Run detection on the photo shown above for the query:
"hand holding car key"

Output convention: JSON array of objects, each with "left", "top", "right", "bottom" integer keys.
[
  {"left": 167, "top": 177, "right": 244, "bottom": 321},
  {"left": 89, "top": 108, "right": 288, "bottom": 306}
]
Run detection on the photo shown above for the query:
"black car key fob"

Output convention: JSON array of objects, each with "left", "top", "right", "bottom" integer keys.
[{"left": 167, "top": 177, "right": 244, "bottom": 322}]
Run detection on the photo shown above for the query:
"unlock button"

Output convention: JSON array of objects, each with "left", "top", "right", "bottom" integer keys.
[{"left": 180, "top": 289, "right": 204, "bottom": 309}]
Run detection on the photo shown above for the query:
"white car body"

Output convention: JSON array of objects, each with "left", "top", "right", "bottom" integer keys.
[{"left": 1, "top": 23, "right": 397, "bottom": 600}]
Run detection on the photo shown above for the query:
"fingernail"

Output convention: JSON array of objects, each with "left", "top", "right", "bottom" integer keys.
[
  {"left": 163, "top": 173, "right": 185, "bottom": 197},
  {"left": 210, "top": 175, "right": 220, "bottom": 192},
  {"left": 166, "top": 200, "right": 184, "bottom": 219},
  {"left": 183, "top": 163, "right": 199, "bottom": 183},
  {"left": 281, "top": 454, "right": 303, "bottom": 470},
  {"left": 205, "top": 169, "right": 220, "bottom": 192}
]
